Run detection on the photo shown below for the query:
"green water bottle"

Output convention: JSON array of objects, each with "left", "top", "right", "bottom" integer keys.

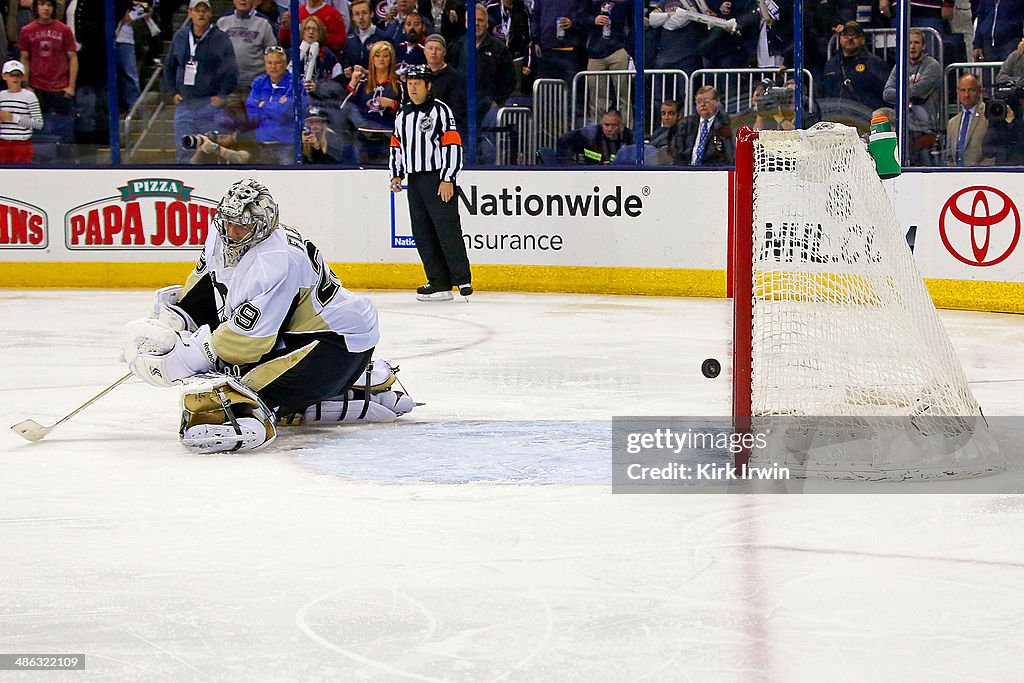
[{"left": 868, "top": 114, "right": 901, "bottom": 179}]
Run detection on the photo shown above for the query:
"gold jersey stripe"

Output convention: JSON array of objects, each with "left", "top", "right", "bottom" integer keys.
[
  {"left": 212, "top": 325, "right": 277, "bottom": 365},
  {"left": 242, "top": 340, "right": 319, "bottom": 392},
  {"left": 286, "top": 287, "right": 334, "bottom": 333}
]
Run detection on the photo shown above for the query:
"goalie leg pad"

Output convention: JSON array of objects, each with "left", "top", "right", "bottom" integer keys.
[
  {"left": 351, "top": 359, "right": 399, "bottom": 392},
  {"left": 179, "top": 374, "right": 277, "bottom": 453},
  {"left": 279, "top": 389, "right": 415, "bottom": 425},
  {"left": 369, "top": 389, "right": 417, "bottom": 416},
  {"left": 304, "top": 397, "right": 398, "bottom": 424},
  {"left": 349, "top": 359, "right": 417, "bottom": 415}
]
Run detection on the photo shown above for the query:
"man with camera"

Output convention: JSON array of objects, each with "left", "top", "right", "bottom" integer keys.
[
  {"left": 184, "top": 129, "right": 252, "bottom": 164},
  {"left": 752, "top": 80, "right": 796, "bottom": 131},
  {"left": 983, "top": 41, "right": 1024, "bottom": 165},
  {"left": 883, "top": 29, "right": 942, "bottom": 166},
  {"left": 996, "top": 38, "right": 1024, "bottom": 90},
  {"left": 163, "top": 0, "right": 239, "bottom": 163}
]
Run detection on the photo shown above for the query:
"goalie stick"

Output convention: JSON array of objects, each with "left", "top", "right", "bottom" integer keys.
[{"left": 11, "top": 372, "right": 134, "bottom": 443}]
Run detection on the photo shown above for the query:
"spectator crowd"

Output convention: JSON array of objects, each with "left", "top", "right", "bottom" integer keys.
[{"left": 1, "top": 0, "right": 1022, "bottom": 165}]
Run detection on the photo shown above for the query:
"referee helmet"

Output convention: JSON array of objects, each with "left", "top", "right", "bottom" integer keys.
[{"left": 402, "top": 64, "right": 433, "bottom": 83}]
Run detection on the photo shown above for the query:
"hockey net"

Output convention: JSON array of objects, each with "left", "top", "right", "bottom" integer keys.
[{"left": 731, "top": 123, "right": 1001, "bottom": 480}]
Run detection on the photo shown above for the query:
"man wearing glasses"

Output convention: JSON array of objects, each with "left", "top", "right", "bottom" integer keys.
[
  {"left": 673, "top": 86, "right": 734, "bottom": 166},
  {"left": 246, "top": 45, "right": 304, "bottom": 164}
]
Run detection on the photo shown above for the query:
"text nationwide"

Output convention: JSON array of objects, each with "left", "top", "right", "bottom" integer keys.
[{"left": 458, "top": 185, "right": 644, "bottom": 218}]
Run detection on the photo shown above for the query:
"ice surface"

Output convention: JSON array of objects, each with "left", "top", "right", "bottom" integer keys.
[{"left": 1, "top": 290, "right": 1023, "bottom": 681}]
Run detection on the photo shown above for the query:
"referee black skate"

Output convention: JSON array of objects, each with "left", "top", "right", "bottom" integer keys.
[{"left": 389, "top": 65, "right": 473, "bottom": 301}]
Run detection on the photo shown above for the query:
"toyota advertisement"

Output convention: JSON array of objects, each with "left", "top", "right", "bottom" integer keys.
[{"left": 899, "top": 176, "right": 1024, "bottom": 281}]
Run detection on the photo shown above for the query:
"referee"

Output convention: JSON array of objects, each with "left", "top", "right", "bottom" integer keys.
[{"left": 389, "top": 65, "right": 473, "bottom": 302}]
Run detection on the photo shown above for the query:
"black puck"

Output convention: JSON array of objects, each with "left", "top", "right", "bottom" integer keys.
[{"left": 701, "top": 358, "right": 721, "bottom": 379}]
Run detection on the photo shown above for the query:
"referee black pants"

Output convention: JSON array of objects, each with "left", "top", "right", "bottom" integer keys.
[{"left": 407, "top": 171, "right": 472, "bottom": 289}]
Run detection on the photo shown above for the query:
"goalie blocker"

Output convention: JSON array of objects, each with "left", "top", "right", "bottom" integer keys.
[{"left": 122, "top": 179, "right": 417, "bottom": 454}]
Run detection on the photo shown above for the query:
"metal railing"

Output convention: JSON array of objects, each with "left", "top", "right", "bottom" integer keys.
[
  {"left": 532, "top": 78, "right": 571, "bottom": 152},
  {"left": 122, "top": 61, "right": 166, "bottom": 162},
  {"left": 944, "top": 61, "right": 1004, "bottom": 119},
  {"left": 495, "top": 107, "right": 535, "bottom": 166},
  {"left": 827, "top": 26, "right": 944, "bottom": 68},
  {"left": 688, "top": 68, "right": 815, "bottom": 116},
  {"left": 570, "top": 69, "right": 688, "bottom": 136}
]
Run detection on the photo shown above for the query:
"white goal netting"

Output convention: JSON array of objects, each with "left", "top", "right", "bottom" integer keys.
[{"left": 746, "top": 123, "right": 1001, "bottom": 480}]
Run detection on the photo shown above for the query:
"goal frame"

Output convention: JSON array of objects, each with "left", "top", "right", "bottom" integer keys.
[
  {"left": 727, "top": 124, "right": 1001, "bottom": 480},
  {"left": 730, "top": 127, "right": 757, "bottom": 469}
]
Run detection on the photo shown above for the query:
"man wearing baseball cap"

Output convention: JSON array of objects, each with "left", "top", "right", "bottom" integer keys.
[
  {"left": 0, "top": 60, "right": 43, "bottom": 163},
  {"left": 822, "top": 21, "right": 890, "bottom": 129},
  {"left": 163, "top": 0, "right": 239, "bottom": 163}
]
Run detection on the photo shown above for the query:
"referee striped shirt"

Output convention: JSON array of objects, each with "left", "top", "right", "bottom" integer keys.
[
  {"left": 0, "top": 89, "right": 43, "bottom": 141},
  {"left": 389, "top": 96, "right": 463, "bottom": 182}
]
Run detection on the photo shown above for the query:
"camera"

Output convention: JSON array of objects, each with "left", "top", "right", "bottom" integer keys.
[
  {"left": 759, "top": 86, "right": 794, "bottom": 110},
  {"left": 986, "top": 84, "right": 1024, "bottom": 123},
  {"left": 181, "top": 131, "right": 221, "bottom": 149}
]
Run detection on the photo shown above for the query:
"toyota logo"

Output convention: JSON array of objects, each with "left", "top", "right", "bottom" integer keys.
[{"left": 939, "top": 186, "right": 1021, "bottom": 267}]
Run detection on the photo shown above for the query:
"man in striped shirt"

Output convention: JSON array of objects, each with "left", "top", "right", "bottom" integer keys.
[
  {"left": 0, "top": 60, "right": 43, "bottom": 163},
  {"left": 389, "top": 64, "right": 473, "bottom": 301}
]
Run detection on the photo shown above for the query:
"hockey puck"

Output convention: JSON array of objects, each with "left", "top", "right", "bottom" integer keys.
[{"left": 701, "top": 358, "right": 721, "bottom": 379}]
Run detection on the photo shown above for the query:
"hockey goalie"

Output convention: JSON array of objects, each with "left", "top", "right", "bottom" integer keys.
[{"left": 121, "top": 178, "right": 415, "bottom": 453}]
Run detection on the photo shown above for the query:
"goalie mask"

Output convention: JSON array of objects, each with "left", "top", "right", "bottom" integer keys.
[{"left": 213, "top": 179, "right": 280, "bottom": 266}]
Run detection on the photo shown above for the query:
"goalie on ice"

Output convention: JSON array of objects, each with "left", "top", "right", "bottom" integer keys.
[{"left": 122, "top": 178, "right": 415, "bottom": 454}]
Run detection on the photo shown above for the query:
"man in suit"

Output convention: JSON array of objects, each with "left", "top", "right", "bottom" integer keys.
[
  {"left": 946, "top": 74, "right": 991, "bottom": 166},
  {"left": 673, "top": 85, "right": 734, "bottom": 166}
]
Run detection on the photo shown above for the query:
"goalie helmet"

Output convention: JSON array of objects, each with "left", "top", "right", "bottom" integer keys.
[{"left": 214, "top": 179, "right": 280, "bottom": 266}]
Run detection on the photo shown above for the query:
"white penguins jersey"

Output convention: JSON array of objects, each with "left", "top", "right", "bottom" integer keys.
[{"left": 181, "top": 224, "right": 379, "bottom": 365}]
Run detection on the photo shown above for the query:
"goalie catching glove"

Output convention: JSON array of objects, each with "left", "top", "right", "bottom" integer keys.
[
  {"left": 151, "top": 284, "right": 197, "bottom": 332},
  {"left": 122, "top": 318, "right": 218, "bottom": 387}
]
